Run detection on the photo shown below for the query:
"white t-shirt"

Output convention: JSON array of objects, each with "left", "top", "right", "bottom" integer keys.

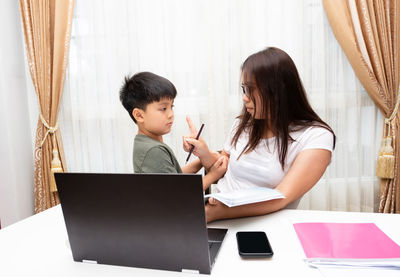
[{"left": 216, "top": 119, "right": 334, "bottom": 193}]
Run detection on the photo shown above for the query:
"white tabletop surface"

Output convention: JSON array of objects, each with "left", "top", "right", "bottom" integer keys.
[{"left": 1, "top": 205, "right": 399, "bottom": 276}]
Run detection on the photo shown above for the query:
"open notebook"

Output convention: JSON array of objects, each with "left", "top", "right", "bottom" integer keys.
[{"left": 205, "top": 187, "right": 285, "bottom": 207}]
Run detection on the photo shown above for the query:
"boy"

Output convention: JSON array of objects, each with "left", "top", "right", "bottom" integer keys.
[{"left": 119, "top": 72, "right": 227, "bottom": 190}]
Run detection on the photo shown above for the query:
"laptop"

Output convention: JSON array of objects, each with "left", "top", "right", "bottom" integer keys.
[{"left": 55, "top": 172, "right": 227, "bottom": 274}]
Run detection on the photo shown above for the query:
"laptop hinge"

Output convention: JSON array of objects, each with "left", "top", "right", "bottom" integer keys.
[
  {"left": 181, "top": 269, "right": 200, "bottom": 274},
  {"left": 82, "top": 259, "right": 98, "bottom": 264}
]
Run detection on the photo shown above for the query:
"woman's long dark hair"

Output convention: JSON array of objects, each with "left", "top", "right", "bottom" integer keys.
[{"left": 231, "top": 47, "right": 336, "bottom": 170}]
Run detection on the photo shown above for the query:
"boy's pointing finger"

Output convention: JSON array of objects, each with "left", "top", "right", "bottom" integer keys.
[{"left": 186, "top": 115, "right": 198, "bottom": 135}]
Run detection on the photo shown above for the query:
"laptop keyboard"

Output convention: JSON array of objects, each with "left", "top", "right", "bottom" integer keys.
[
  {"left": 206, "top": 228, "right": 227, "bottom": 267},
  {"left": 207, "top": 228, "right": 227, "bottom": 242},
  {"left": 208, "top": 241, "right": 222, "bottom": 267},
  {"left": 208, "top": 241, "right": 221, "bottom": 252}
]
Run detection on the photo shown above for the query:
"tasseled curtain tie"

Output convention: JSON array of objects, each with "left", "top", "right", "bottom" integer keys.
[
  {"left": 377, "top": 89, "right": 400, "bottom": 179},
  {"left": 39, "top": 113, "right": 63, "bottom": 192}
]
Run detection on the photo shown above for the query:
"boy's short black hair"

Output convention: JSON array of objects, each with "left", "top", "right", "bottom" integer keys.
[{"left": 119, "top": 72, "right": 177, "bottom": 123}]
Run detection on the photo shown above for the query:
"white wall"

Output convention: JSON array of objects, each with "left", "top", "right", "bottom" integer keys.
[{"left": 0, "top": 0, "right": 34, "bottom": 227}]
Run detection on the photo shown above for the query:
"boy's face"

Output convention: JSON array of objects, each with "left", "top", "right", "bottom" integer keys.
[{"left": 138, "top": 98, "right": 175, "bottom": 137}]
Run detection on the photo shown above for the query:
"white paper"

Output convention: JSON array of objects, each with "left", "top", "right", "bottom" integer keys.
[
  {"left": 317, "top": 266, "right": 400, "bottom": 277},
  {"left": 306, "top": 259, "right": 400, "bottom": 269},
  {"left": 305, "top": 258, "right": 400, "bottom": 276},
  {"left": 205, "top": 187, "right": 285, "bottom": 207}
]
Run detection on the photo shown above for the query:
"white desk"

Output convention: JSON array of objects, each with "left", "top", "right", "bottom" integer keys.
[{"left": 1, "top": 205, "right": 399, "bottom": 276}]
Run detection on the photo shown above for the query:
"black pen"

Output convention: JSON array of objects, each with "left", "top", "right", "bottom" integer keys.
[{"left": 185, "top": 123, "right": 205, "bottom": 164}]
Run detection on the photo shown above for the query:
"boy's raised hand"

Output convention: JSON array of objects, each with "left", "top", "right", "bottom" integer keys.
[
  {"left": 182, "top": 116, "right": 198, "bottom": 152},
  {"left": 182, "top": 116, "right": 210, "bottom": 158}
]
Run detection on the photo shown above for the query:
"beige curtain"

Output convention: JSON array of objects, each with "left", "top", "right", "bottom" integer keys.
[
  {"left": 19, "top": 0, "right": 75, "bottom": 213},
  {"left": 322, "top": 0, "right": 400, "bottom": 213}
]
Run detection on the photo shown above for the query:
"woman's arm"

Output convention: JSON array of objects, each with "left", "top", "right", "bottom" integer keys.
[{"left": 205, "top": 149, "right": 331, "bottom": 223}]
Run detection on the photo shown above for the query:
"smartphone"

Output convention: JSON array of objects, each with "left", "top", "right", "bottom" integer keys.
[{"left": 236, "top": 231, "right": 273, "bottom": 257}]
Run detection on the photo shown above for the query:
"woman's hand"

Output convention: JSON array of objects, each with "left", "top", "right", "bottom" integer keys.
[
  {"left": 207, "top": 155, "right": 229, "bottom": 181},
  {"left": 201, "top": 155, "right": 228, "bottom": 190},
  {"left": 205, "top": 197, "right": 285, "bottom": 223},
  {"left": 205, "top": 198, "right": 228, "bottom": 223}
]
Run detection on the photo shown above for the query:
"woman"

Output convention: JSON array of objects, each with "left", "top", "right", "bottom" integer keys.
[{"left": 184, "top": 47, "right": 335, "bottom": 223}]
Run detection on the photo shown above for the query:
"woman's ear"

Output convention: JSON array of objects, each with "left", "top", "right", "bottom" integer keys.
[{"left": 132, "top": 108, "right": 144, "bottom": 123}]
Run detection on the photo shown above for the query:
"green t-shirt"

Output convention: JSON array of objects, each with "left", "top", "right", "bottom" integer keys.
[{"left": 133, "top": 134, "right": 182, "bottom": 173}]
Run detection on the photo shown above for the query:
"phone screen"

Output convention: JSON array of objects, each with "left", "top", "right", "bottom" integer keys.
[{"left": 236, "top": 231, "right": 273, "bottom": 257}]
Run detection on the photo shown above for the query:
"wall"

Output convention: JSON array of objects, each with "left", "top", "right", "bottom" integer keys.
[{"left": 0, "top": 0, "right": 34, "bottom": 227}]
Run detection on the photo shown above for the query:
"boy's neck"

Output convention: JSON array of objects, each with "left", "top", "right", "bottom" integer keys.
[{"left": 138, "top": 129, "right": 163, "bottom": 142}]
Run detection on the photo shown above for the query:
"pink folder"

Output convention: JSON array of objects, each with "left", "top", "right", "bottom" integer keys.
[{"left": 293, "top": 223, "right": 400, "bottom": 259}]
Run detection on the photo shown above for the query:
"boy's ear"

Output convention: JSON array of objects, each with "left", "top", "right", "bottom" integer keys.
[{"left": 132, "top": 108, "right": 144, "bottom": 123}]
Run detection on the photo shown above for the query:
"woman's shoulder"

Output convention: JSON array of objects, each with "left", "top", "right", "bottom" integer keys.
[
  {"left": 290, "top": 123, "right": 334, "bottom": 151},
  {"left": 231, "top": 117, "right": 242, "bottom": 129},
  {"left": 227, "top": 117, "right": 245, "bottom": 137},
  {"left": 290, "top": 123, "right": 332, "bottom": 137}
]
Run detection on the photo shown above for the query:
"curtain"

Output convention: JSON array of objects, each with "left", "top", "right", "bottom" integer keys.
[
  {"left": 323, "top": 0, "right": 400, "bottom": 213},
  {"left": 54, "top": 0, "right": 382, "bottom": 212},
  {"left": 20, "top": 0, "right": 75, "bottom": 213}
]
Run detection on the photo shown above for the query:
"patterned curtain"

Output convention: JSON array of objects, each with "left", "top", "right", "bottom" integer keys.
[
  {"left": 322, "top": 0, "right": 400, "bottom": 213},
  {"left": 19, "top": 0, "right": 75, "bottom": 213}
]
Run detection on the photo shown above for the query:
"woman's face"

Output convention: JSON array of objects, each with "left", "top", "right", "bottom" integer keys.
[{"left": 241, "top": 73, "right": 264, "bottom": 119}]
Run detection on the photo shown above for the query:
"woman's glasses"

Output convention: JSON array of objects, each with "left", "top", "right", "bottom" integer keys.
[{"left": 241, "top": 85, "right": 252, "bottom": 97}]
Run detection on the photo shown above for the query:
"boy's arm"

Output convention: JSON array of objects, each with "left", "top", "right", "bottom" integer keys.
[
  {"left": 181, "top": 158, "right": 202, "bottom": 173},
  {"left": 202, "top": 174, "right": 216, "bottom": 191}
]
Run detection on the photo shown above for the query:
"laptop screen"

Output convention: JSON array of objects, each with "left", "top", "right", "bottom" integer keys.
[{"left": 56, "top": 172, "right": 214, "bottom": 274}]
